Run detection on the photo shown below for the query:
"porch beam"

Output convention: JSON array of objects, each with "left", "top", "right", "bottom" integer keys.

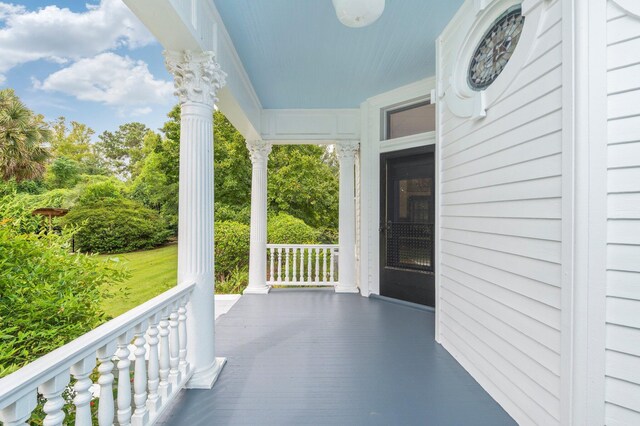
[
  {"left": 244, "top": 140, "right": 272, "bottom": 294},
  {"left": 335, "top": 140, "right": 360, "bottom": 294},
  {"left": 165, "top": 50, "right": 227, "bottom": 389}
]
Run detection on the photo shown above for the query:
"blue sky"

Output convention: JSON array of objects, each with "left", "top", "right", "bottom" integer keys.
[{"left": 0, "top": 0, "right": 176, "bottom": 138}]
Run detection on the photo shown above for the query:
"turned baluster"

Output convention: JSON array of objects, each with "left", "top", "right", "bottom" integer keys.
[
  {"left": 97, "top": 342, "right": 116, "bottom": 426},
  {"left": 178, "top": 298, "right": 189, "bottom": 376},
  {"left": 292, "top": 247, "right": 297, "bottom": 282},
  {"left": 315, "top": 248, "right": 320, "bottom": 283},
  {"left": 269, "top": 248, "right": 275, "bottom": 283},
  {"left": 71, "top": 355, "right": 96, "bottom": 426},
  {"left": 131, "top": 322, "right": 149, "bottom": 426},
  {"left": 277, "top": 248, "right": 283, "bottom": 282},
  {"left": 39, "top": 372, "right": 70, "bottom": 426},
  {"left": 0, "top": 391, "right": 37, "bottom": 426},
  {"left": 330, "top": 249, "right": 335, "bottom": 283},
  {"left": 307, "top": 248, "right": 312, "bottom": 283},
  {"left": 322, "top": 248, "right": 328, "bottom": 282},
  {"left": 158, "top": 314, "right": 173, "bottom": 399},
  {"left": 285, "top": 247, "right": 290, "bottom": 282},
  {"left": 169, "top": 307, "right": 181, "bottom": 385},
  {"left": 116, "top": 332, "right": 133, "bottom": 426},
  {"left": 146, "top": 316, "right": 161, "bottom": 416}
]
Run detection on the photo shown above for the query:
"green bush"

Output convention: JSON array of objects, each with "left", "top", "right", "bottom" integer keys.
[
  {"left": 216, "top": 266, "right": 248, "bottom": 294},
  {"left": 63, "top": 199, "right": 170, "bottom": 253},
  {"left": 215, "top": 202, "right": 251, "bottom": 224},
  {"left": 0, "top": 189, "right": 72, "bottom": 235},
  {"left": 214, "top": 220, "right": 250, "bottom": 279},
  {"left": 0, "top": 224, "right": 128, "bottom": 377},
  {"left": 267, "top": 213, "right": 318, "bottom": 244}
]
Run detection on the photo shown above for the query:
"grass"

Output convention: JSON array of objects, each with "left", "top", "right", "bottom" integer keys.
[{"left": 100, "top": 244, "right": 178, "bottom": 318}]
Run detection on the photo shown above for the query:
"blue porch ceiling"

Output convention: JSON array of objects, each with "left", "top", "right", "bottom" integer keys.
[{"left": 213, "top": 0, "right": 464, "bottom": 109}]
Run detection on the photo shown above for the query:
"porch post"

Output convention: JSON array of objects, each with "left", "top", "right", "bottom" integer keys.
[
  {"left": 244, "top": 140, "right": 272, "bottom": 294},
  {"left": 165, "top": 50, "right": 226, "bottom": 389},
  {"left": 335, "top": 140, "right": 360, "bottom": 293}
]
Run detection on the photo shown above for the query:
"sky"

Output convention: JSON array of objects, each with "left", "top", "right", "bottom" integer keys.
[{"left": 0, "top": 0, "right": 176, "bottom": 138}]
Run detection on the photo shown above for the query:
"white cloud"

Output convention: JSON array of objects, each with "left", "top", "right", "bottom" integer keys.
[
  {"left": 35, "top": 53, "right": 173, "bottom": 111},
  {"left": 0, "top": 0, "right": 154, "bottom": 78}
]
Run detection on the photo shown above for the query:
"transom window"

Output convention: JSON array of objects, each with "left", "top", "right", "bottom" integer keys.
[{"left": 384, "top": 100, "right": 435, "bottom": 140}]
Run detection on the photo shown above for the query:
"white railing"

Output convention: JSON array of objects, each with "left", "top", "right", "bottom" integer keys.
[
  {"left": 0, "top": 283, "right": 196, "bottom": 426},
  {"left": 267, "top": 244, "right": 339, "bottom": 286}
]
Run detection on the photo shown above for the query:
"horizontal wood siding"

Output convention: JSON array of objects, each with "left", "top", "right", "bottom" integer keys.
[
  {"left": 438, "top": 1, "right": 562, "bottom": 424},
  {"left": 605, "top": 2, "right": 640, "bottom": 424}
]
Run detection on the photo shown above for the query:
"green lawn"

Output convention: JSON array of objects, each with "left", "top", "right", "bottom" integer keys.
[{"left": 100, "top": 244, "right": 178, "bottom": 318}]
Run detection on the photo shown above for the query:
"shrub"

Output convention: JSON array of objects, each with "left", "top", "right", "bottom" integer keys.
[
  {"left": 0, "top": 189, "right": 72, "bottom": 235},
  {"left": 63, "top": 199, "right": 170, "bottom": 253},
  {"left": 0, "top": 224, "right": 128, "bottom": 377},
  {"left": 267, "top": 213, "right": 318, "bottom": 244},
  {"left": 215, "top": 202, "right": 251, "bottom": 224},
  {"left": 216, "top": 267, "right": 248, "bottom": 294},
  {"left": 214, "top": 220, "right": 250, "bottom": 279}
]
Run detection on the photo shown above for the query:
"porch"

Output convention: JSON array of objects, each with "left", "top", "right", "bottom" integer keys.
[{"left": 159, "top": 289, "right": 514, "bottom": 425}]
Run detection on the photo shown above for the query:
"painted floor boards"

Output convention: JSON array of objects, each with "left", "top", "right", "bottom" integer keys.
[{"left": 159, "top": 289, "right": 515, "bottom": 426}]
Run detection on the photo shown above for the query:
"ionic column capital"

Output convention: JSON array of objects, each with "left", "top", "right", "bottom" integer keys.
[
  {"left": 336, "top": 140, "right": 360, "bottom": 160},
  {"left": 164, "top": 50, "right": 227, "bottom": 107},
  {"left": 246, "top": 140, "right": 272, "bottom": 164}
]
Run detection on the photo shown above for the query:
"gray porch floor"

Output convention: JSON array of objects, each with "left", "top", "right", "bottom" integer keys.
[{"left": 160, "top": 289, "right": 515, "bottom": 425}]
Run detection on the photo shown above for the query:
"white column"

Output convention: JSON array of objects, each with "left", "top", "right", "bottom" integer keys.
[
  {"left": 244, "top": 140, "right": 272, "bottom": 294},
  {"left": 165, "top": 50, "right": 227, "bottom": 389},
  {"left": 335, "top": 140, "right": 360, "bottom": 293}
]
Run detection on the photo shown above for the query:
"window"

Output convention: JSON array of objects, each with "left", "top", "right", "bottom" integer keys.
[{"left": 384, "top": 100, "right": 435, "bottom": 140}]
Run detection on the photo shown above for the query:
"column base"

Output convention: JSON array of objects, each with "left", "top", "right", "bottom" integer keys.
[
  {"left": 335, "top": 286, "right": 360, "bottom": 294},
  {"left": 243, "top": 285, "right": 271, "bottom": 295},
  {"left": 185, "top": 357, "right": 226, "bottom": 389}
]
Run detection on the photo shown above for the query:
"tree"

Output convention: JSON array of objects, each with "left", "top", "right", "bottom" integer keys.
[
  {"left": 45, "top": 156, "right": 81, "bottom": 189},
  {"left": 50, "top": 117, "right": 105, "bottom": 175},
  {"left": 0, "top": 89, "right": 51, "bottom": 181},
  {"left": 96, "top": 122, "right": 150, "bottom": 180}
]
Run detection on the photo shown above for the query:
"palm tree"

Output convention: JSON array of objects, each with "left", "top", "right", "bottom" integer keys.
[{"left": 0, "top": 89, "right": 51, "bottom": 182}]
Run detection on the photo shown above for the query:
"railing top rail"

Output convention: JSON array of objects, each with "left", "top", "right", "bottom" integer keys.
[
  {"left": 266, "top": 244, "right": 339, "bottom": 249},
  {"left": 0, "top": 282, "right": 196, "bottom": 408}
]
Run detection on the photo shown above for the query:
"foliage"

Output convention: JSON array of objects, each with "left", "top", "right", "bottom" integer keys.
[
  {"left": 0, "top": 189, "right": 72, "bottom": 234},
  {"left": 74, "top": 178, "right": 126, "bottom": 207},
  {"left": 50, "top": 117, "right": 104, "bottom": 175},
  {"left": 0, "top": 224, "right": 128, "bottom": 377},
  {"left": 267, "top": 213, "right": 319, "bottom": 244},
  {"left": 214, "top": 220, "right": 250, "bottom": 279},
  {"left": 216, "top": 267, "right": 248, "bottom": 294},
  {"left": 214, "top": 202, "right": 251, "bottom": 224},
  {"left": 63, "top": 199, "right": 170, "bottom": 253},
  {"left": 96, "top": 122, "right": 150, "bottom": 180},
  {"left": 268, "top": 145, "right": 339, "bottom": 230},
  {"left": 45, "top": 156, "right": 81, "bottom": 189},
  {"left": 0, "top": 89, "right": 51, "bottom": 181}
]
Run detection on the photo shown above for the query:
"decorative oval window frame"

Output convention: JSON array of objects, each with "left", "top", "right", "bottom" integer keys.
[{"left": 443, "top": 0, "right": 548, "bottom": 120}]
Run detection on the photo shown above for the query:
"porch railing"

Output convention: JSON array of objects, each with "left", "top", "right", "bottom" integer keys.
[
  {"left": 267, "top": 244, "right": 339, "bottom": 286},
  {"left": 0, "top": 282, "right": 196, "bottom": 426}
]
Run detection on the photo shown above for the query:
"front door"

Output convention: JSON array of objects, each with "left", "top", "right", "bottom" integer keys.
[{"left": 380, "top": 146, "right": 435, "bottom": 307}]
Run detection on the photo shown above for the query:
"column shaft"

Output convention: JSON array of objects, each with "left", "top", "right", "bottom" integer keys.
[
  {"left": 336, "top": 141, "right": 360, "bottom": 293},
  {"left": 245, "top": 141, "right": 272, "bottom": 294}
]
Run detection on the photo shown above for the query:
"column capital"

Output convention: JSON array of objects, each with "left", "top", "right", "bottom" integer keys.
[
  {"left": 164, "top": 50, "right": 227, "bottom": 107},
  {"left": 246, "top": 140, "right": 272, "bottom": 164},
  {"left": 336, "top": 140, "right": 360, "bottom": 159}
]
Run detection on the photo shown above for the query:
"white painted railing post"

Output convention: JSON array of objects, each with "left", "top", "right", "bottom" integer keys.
[
  {"left": 146, "top": 316, "right": 161, "bottom": 417},
  {"left": 335, "top": 141, "right": 360, "bottom": 293},
  {"left": 116, "top": 332, "right": 133, "bottom": 426},
  {"left": 71, "top": 355, "right": 96, "bottom": 426},
  {"left": 158, "top": 315, "right": 172, "bottom": 400},
  {"left": 131, "top": 322, "right": 149, "bottom": 426},
  {"left": 39, "top": 372, "right": 70, "bottom": 426},
  {"left": 165, "top": 50, "right": 227, "bottom": 389},
  {"left": 245, "top": 140, "right": 272, "bottom": 294},
  {"left": 178, "top": 298, "right": 189, "bottom": 377},
  {"left": 0, "top": 392, "right": 37, "bottom": 426},
  {"left": 169, "top": 308, "right": 181, "bottom": 385},
  {"left": 96, "top": 342, "right": 116, "bottom": 426}
]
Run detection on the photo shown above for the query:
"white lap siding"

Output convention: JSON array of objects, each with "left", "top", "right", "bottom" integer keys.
[
  {"left": 437, "top": 0, "right": 563, "bottom": 424},
  {"left": 605, "top": 2, "right": 640, "bottom": 424}
]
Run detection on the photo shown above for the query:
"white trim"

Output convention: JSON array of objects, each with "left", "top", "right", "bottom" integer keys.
[
  {"left": 260, "top": 109, "right": 360, "bottom": 141},
  {"left": 359, "top": 78, "right": 437, "bottom": 300},
  {"left": 560, "top": 0, "right": 608, "bottom": 424},
  {"left": 610, "top": 0, "right": 640, "bottom": 18}
]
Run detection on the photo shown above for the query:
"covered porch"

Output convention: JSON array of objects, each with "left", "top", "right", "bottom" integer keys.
[{"left": 158, "top": 290, "right": 514, "bottom": 425}]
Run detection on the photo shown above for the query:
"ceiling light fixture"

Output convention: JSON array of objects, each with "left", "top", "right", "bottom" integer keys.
[{"left": 332, "top": 0, "right": 385, "bottom": 28}]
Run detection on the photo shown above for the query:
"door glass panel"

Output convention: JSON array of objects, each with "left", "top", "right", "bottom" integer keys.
[{"left": 386, "top": 177, "right": 433, "bottom": 272}]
